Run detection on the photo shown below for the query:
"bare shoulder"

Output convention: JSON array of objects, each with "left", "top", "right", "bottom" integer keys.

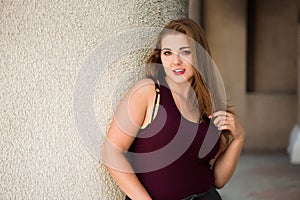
[
  {"left": 117, "top": 78, "right": 156, "bottom": 115},
  {"left": 109, "top": 78, "right": 156, "bottom": 140},
  {"left": 128, "top": 78, "right": 156, "bottom": 101},
  {"left": 131, "top": 78, "right": 156, "bottom": 93}
]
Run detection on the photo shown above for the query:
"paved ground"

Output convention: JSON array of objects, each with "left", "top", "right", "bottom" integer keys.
[{"left": 219, "top": 152, "right": 300, "bottom": 200}]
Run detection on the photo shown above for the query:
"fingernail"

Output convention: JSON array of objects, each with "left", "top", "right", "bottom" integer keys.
[{"left": 208, "top": 115, "right": 212, "bottom": 119}]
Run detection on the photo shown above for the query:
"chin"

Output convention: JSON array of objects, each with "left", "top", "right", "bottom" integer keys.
[{"left": 171, "top": 77, "right": 192, "bottom": 84}]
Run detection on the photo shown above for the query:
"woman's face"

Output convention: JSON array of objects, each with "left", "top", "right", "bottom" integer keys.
[{"left": 160, "top": 33, "right": 194, "bottom": 84}]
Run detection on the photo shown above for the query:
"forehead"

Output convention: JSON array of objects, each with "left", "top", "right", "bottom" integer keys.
[{"left": 161, "top": 34, "right": 190, "bottom": 49}]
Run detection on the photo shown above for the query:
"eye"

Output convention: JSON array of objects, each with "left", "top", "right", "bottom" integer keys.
[
  {"left": 181, "top": 50, "right": 191, "bottom": 55},
  {"left": 163, "top": 51, "right": 172, "bottom": 56}
]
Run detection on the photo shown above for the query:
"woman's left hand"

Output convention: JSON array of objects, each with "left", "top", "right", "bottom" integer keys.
[{"left": 209, "top": 111, "right": 245, "bottom": 141}]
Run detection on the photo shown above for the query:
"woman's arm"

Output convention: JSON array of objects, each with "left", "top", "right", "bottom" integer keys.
[
  {"left": 104, "top": 120, "right": 152, "bottom": 200},
  {"left": 210, "top": 111, "right": 245, "bottom": 189},
  {"left": 103, "top": 79, "right": 155, "bottom": 200}
]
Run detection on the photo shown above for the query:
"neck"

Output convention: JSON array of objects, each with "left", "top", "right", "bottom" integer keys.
[
  {"left": 165, "top": 77, "right": 193, "bottom": 99},
  {"left": 165, "top": 77, "right": 200, "bottom": 121}
]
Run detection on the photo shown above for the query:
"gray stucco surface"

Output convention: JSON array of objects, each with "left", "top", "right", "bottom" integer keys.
[{"left": 0, "top": 0, "right": 188, "bottom": 199}]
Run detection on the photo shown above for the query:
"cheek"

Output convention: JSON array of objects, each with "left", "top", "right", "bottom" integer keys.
[
  {"left": 160, "top": 57, "right": 170, "bottom": 67},
  {"left": 182, "top": 55, "right": 193, "bottom": 64}
]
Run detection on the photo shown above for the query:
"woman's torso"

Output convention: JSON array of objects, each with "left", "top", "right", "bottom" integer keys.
[{"left": 128, "top": 78, "right": 220, "bottom": 200}]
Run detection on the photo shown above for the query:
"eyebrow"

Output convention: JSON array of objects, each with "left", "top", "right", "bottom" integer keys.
[{"left": 161, "top": 46, "right": 190, "bottom": 51}]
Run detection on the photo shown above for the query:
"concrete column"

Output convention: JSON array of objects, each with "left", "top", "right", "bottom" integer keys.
[
  {"left": 298, "top": 24, "right": 300, "bottom": 128},
  {"left": 298, "top": 2, "right": 300, "bottom": 128},
  {"left": 298, "top": 0, "right": 300, "bottom": 21},
  {"left": 253, "top": 0, "right": 297, "bottom": 93},
  {"left": 0, "top": 0, "right": 188, "bottom": 199},
  {"left": 297, "top": 23, "right": 300, "bottom": 134},
  {"left": 203, "top": 0, "right": 247, "bottom": 123},
  {"left": 246, "top": 0, "right": 298, "bottom": 151},
  {"left": 189, "top": 0, "right": 203, "bottom": 25}
]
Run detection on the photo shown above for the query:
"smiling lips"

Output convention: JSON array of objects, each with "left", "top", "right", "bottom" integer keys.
[{"left": 173, "top": 69, "right": 186, "bottom": 75}]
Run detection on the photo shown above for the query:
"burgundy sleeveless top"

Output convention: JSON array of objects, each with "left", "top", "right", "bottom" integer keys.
[{"left": 128, "top": 79, "right": 220, "bottom": 200}]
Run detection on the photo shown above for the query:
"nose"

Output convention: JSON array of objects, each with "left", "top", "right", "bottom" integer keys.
[{"left": 173, "top": 53, "right": 182, "bottom": 65}]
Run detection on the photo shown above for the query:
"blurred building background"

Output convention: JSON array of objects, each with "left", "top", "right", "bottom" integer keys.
[
  {"left": 189, "top": 1, "right": 300, "bottom": 199},
  {"left": 190, "top": 0, "right": 300, "bottom": 152}
]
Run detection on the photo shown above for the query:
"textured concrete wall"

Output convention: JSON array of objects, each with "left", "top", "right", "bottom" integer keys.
[{"left": 0, "top": 0, "right": 188, "bottom": 199}]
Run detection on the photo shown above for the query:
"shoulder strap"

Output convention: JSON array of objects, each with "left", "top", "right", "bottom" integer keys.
[{"left": 150, "top": 80, "right": 160, "bottom": 122}]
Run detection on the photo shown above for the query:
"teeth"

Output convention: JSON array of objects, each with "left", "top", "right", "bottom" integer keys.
[{"left": 174, "top": 69, "right": 184, "bottom": 72}]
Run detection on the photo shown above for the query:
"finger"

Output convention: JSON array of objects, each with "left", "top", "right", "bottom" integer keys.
[
  {"left": 214, "top": 117, "right": 225, "bottom": 127},
  {"left": 223, "top": 116, "right": 235, "bottom": 124},
  {"left": 209, "top": 111, "right": 233, "bottom": 118},
  {"left": 218, "top": 124, "right": 234, "bottom": 132},
  {"left": 213, "top": 115, "right": 232, "bottom": 127},
  {"left": 209, "top": 111, "right": 226, "bottom": 118},
  {"left": 216, "top": 117, "right": 236, "bottom": 131}
]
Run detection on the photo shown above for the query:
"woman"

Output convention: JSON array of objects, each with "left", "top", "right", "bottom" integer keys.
[{"left": 104, "top": 18, "right": 245, "bottom": 200}]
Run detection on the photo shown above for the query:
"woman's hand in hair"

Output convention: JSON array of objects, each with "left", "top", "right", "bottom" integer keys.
[{"left": 209, "top": 111, "right": 245, "bottom": 141}]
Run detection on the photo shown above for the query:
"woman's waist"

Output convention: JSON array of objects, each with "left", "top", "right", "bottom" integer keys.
[{"left": 136, "top": 165, "right": 215, "bottom": 199}]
